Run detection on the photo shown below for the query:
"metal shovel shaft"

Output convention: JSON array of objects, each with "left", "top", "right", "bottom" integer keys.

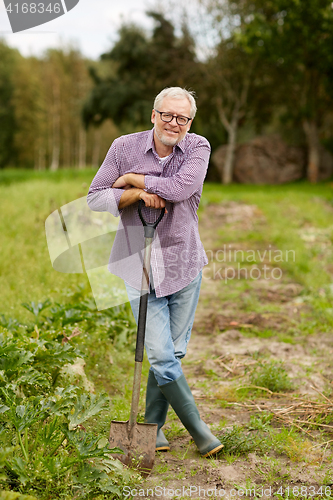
[{"left": 129, "top": 236, "right": 152, "bottom": 428}]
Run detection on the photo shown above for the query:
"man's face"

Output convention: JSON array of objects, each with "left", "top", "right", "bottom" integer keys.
[{"left": 151, "top": 97, "right": 192, "bottom": 149}]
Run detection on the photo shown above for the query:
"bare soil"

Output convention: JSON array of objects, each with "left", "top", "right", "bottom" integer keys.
[{"left": 136, "top": 202, "right": 333, "bottom": 499}]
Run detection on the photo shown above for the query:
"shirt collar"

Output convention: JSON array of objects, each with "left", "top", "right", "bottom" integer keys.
[
  {"left": 144, "top": 129, "right": 155, "bottom": 154},
  {"left": 144, "top": 128, "right": 186, "bottom": 155}
]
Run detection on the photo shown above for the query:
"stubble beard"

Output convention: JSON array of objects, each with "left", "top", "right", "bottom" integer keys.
[{"left": 154, "top": 124, "right": 181, "bottom": 147}]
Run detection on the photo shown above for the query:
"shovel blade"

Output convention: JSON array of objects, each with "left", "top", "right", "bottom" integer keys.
[{"left": 109, "top": 420, "right": 157, "bottom": 476}]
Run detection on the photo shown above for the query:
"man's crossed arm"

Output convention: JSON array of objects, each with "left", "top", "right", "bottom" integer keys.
[{"left": 112, "top": 173, "right": 166, "bottom": 211}]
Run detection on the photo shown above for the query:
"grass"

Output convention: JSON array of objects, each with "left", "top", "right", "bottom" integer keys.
[
  {"left": 249, "top": 360, "right": 294, "bottom": 393},
  {"left": 200, "top": 180, "right": 333, "bottom": 290},
  {"left": 214, "top": 418, "right": 331, "bottom": 468},
  {"left": 0, "top": 175, "right": 94, "bottom": 322},
  {"left": 217, "top": 424, "right": 257, "bottom": 455},
  {"left": 0, "top": 167, "right": 97, "bottom": 186},
  {"left": 1, "top": 172, "right": 333, "bottom": 496},
  {"left": 1, "top": 173, "right": 332, "bottom": 323}
]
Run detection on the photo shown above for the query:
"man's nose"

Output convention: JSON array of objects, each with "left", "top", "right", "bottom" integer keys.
[{"left": 169, "top": 116, "right": 178, "bottom": 125}]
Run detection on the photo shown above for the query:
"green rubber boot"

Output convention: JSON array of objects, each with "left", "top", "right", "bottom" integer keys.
[
  {"left": 159, "top": 374, "right": 223, "bottom": 457},
  {"left": 145, "top": 369, "right": 170, "bottom": 451}
]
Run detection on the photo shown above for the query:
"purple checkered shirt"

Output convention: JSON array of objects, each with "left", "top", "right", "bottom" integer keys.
[{"left": 87, "top": 128, "right": 210, "bottom": 297}]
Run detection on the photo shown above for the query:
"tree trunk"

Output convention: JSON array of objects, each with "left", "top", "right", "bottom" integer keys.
[
  {"left": 78, "top": 128, "right": 86, "bottom": 169},
  {"left": 50, "top": 143, "right": 60, "bottom": 171},
  {"left": 36, "top": 145, "right": 45, "bottom": 170},
  {"left": 92, "top": 127, "right": 101, "bottom": 167},
  {"left": 63, "top": 125, "right": 71, "bottom": 168},
  {"left": 216, "top": 96, "right": 241, "bottom": 185},
  {"left": 50, "top": 83, "right": 60, "bottom": 171},
  {"left": 223, "top": 118, "right": 238, "bottom": 184},
  {"left": 303, "top": 119, "right": 320, "bottom": 183}
]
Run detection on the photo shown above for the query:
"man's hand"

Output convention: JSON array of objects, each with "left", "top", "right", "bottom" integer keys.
[
  {"left": 114, "top": 174, "right": 167, "bottom": 211},
  {"left": 139, "top": 191, "right": 167, "bottom": 210},
  {"left": 118, "top": 188, "right": 167, "bottom": 211}
]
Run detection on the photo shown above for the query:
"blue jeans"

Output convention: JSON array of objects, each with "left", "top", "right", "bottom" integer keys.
[{"left": 125, "top": 271, "right": 202, "bottom": 386}]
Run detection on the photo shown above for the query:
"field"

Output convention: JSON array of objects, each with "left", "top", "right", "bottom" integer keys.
[{"left": 1, "top": 169, "right": 333, "bottom": 499}]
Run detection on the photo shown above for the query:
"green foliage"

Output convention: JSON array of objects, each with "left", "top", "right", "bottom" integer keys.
[
  {"left": 265, "top": 427, "right": 318, "bottom": 463},
  {"left": 67, "top": 393, "right": 109, "bottom": 430},
  {"left": 218, "top": 425, "right": 257, "bottom": 455},
  {"left": 237, "top": 0, "right": 333, "bottom": 85},
  {"left": 234, "top": 0, "right": 333, "bottom": 179},
  {"left": 1, "top": 2, "right": 333, "bottom": 176},
  {"left": 249, "top": 360, "right": 293, "bottom": 393},
  {"left": 99, "top": 305, "right": 137, "bottom": 348},
  {"left": 83, "top": 12, "right": 199, "bottom": 130},
  {"left": 248, "top": 412, "right": 273, "bottom": 432},
  {"left": 0, "top": 41, "right": 20, "bottom": 168},
  {"left": 0, "top": 299, "right": 140, "bottom": 499},
  {"left": 0, "top": 45, "right": 118, "bottom": 169}
]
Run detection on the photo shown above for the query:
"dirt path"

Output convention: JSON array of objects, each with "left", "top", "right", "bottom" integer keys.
[{"left": 135, "top": 202, "right": 333, "bottom": 499}]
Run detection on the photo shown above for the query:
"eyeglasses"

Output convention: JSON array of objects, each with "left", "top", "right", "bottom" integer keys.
[{"left": 154, "top": 109, "right": 192, "bottom": 126}]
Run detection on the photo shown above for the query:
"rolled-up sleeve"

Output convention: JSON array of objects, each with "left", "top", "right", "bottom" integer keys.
[
  {"left": 144, "top": 138, "right": 210, "bottom": 203},
  {"left": 87, "top": 139, "right": 124, "bottom": 216}
]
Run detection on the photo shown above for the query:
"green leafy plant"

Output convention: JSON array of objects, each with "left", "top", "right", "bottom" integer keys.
[
  {"left": 249, "top": 360, "right": 293, "bottom": 393},
  {"left": 218, "top": 425, "right": 257, "bottom": 455},
  {"left": 0, "top": 300, "right": 141, "bottom": 499},
  {"left": 21, "top": 300, "right": 51, "bottom": 326},
  {"left": 248, "top": 412, "right": 273, "bottom": 432},
  {"left": 18, "top": 297, "right": 136, "bottom": 349}
]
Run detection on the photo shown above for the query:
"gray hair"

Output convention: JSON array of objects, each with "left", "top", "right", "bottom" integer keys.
[{"left": 154, "top": 87, "right": 197, "bottom": 119}]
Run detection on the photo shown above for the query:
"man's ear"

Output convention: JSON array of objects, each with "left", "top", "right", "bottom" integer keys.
[
  {"left": 187, "top": 119, "right": 193, "bottom": 132},
  {"left": 151, "top": 109, "right": 156, "bottom": 124}
]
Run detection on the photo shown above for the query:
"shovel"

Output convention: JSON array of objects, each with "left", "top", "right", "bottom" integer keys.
[{"left": 109, "top": 199, "right": 165, "bottom": 475}]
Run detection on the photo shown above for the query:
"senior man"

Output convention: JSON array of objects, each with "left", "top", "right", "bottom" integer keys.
[{"left": 87, "top": 87, "right": 223, "bottom": 457}]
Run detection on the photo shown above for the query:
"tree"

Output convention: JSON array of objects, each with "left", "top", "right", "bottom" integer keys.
[
  {"left": 235, "top": 0, "right": 333, "bottom": 183},
  {"left": 203, "top": 40, "right": 256, "bottom": 183},
  {"left": 0, "top": 42, "right": 118, "bottom": 169},
  {"left": 0, "top": 41, "right": 19, "bottom": 168},
  {"left": 40, "top": 47, "right": 96, "bottom": 170},
  {"left": 10, "top": 55, "right": 46, "bottom": 169},
  {"left": 168, "top": 0, "right": 266, "bottom": 183},
  {"left": 83, "top": 12, "right": 199, "bottom": 130}
]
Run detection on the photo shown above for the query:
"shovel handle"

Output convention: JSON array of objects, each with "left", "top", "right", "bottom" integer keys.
[
  {"left": 135, "top": 200, "right": 165, "bottom": 362},
  {"left": 129, "top": 201, "right": 165, "bottom": 429},
  {"left": 138, "top": 199, "right": 165, "bottom": 236}
]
